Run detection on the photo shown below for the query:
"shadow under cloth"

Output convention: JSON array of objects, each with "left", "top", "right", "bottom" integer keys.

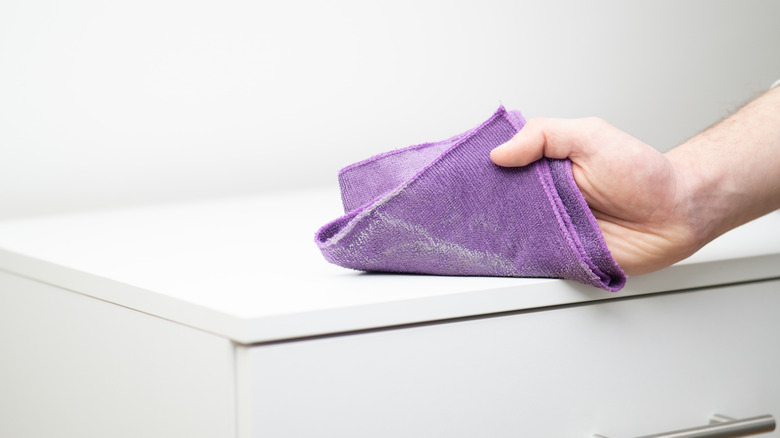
[{"left": 315, "top": 107, "right": 626, "bottom": 291}]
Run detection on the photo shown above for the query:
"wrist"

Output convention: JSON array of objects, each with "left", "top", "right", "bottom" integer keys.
[{"left": 664, "top": 142, "right": 729, "bottom": 254}]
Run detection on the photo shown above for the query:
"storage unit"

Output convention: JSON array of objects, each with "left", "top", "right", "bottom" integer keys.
[{"left": 1, "top": 188, "right": 779, "bottom": 437}]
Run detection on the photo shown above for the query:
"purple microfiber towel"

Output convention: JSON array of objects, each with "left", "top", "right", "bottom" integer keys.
[{"left": 315, "top": 107, "right": 626, "bottom": 291}]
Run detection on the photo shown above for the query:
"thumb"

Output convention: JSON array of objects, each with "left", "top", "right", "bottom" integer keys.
[{"left": 490, "top": 118, "right": 593, "bottom": 167}]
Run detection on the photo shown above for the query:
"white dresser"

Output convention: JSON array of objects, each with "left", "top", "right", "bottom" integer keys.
[{"left": 1, "top": 188, "right": 779, "bottom": 438}]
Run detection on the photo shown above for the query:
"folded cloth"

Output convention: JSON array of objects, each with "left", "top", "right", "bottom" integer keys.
[{"left": 314, "top": 106, "right": 626, "bottom": 291}]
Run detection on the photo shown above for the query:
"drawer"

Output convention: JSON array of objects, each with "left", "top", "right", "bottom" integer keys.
[{"left": 240, "top": 279, "right": 780, "bottom": 437}]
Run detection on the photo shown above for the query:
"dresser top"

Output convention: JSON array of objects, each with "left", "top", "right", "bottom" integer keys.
[{"left": 1, "top": 188, "right": 778, "bottom": 343}]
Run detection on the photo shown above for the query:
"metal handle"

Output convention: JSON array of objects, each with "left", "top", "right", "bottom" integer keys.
[{"left": 593, "top": 414, "right": 775, "bottom": 438}]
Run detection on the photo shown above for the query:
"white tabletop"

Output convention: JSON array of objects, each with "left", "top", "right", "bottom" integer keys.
[{"left": 1, "top": 187, "right": 779, "bottom": 344}]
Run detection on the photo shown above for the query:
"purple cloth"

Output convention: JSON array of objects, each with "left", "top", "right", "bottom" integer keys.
[{"left": 315, "top": 107, "right": 626, "bottom": 291}]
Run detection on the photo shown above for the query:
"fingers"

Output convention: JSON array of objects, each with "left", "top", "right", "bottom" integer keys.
[
  {"left": 490, "top": 118, "right": 549, "bottom": 166},
  {"left": 490, "top": 117, "right": 604, "bottom": 167}
]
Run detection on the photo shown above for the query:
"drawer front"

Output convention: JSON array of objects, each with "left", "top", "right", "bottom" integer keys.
[{"left": 243, "top": 280, "right": 780, "bottom": 437}]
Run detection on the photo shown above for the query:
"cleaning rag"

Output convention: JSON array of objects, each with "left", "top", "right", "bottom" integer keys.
[{"left": 314, "top": 106, "right": 626, "bottom": 291}]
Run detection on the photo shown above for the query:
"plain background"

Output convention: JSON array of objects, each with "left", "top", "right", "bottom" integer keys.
[{"left": 1, "top": 0, "right": 779, "bottom": 220}]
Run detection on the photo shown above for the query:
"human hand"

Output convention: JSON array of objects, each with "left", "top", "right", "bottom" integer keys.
[{"left": 490, "top": 118, "right": 699, "bottom": 276}]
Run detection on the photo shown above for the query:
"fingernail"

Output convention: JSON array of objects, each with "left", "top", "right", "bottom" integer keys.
[{"left": 492, "top": 141, "right": 509, "bottom": 152}]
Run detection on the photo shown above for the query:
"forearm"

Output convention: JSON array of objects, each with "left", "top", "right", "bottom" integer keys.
[{"left": 666, "top": 86, "right": 780, "bottom": 250}]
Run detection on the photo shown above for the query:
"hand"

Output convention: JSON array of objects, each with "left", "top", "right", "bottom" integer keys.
[{"left": 490, "top": 118, "right": 699, "bottom": 276}]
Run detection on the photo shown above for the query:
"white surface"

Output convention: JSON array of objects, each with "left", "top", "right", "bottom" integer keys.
[
  {"left": 2, "top": 0, "right": 779, "bottom": 219},
  {"left": 0, "top": 188, "right": 778, "bottom": 343},
  {"left": 244, "top": 280, "right": 780, "bottom": 437},
  {"left": 0, "top": 271, "right": 236, "bottom": 438}
]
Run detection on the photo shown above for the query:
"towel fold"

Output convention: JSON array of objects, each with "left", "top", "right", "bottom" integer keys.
[{"left": 315, "top": 107, "right": 626, "bottom": 291}]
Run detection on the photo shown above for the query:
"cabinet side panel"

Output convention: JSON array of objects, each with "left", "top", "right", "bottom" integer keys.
[
  {"left": 0, "top": 271, "right": 236, "bottom": 438},
  {"left": 247, "top": 281, "right": 780, "bottom": 438}
]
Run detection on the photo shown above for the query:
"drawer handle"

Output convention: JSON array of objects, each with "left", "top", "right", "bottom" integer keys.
[{"left": 593, "top": 414, "right": 775, "bottom": 438}]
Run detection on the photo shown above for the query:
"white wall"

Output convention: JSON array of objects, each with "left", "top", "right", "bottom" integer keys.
[{"left": 1, "top": 0, "right": 778, "bottom": 219}]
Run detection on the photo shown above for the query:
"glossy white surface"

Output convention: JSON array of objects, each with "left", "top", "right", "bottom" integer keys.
[{"left": 0, "top": 188, "right": 778, "bottom": 343}]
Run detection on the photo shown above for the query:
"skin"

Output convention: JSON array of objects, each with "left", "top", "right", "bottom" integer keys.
[{"left": 490, "top": 86, "right": 780, "bottom": 276}]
